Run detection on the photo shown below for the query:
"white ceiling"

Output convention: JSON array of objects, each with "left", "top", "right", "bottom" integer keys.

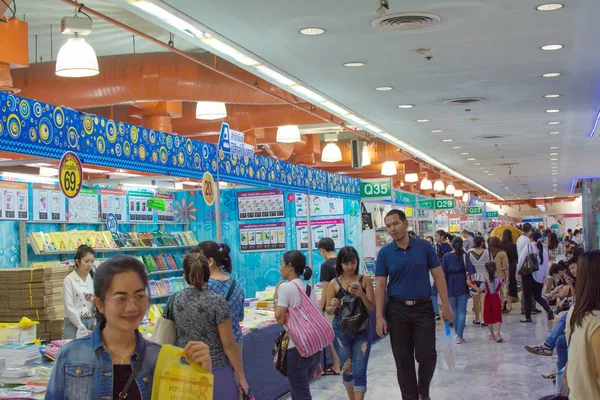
[{"left": 12, "top": 0, "right": 600, "bottom": 199}]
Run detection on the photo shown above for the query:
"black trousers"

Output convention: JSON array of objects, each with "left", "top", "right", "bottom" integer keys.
[
  {"left": 508, "top": 262, "right": 518, "bottom": 299},
  {"left": 386, "top": 299, "right": 437, "bottom": 400},
  {"left": 522, "top": 274, "right": 551, "bottom": 319}
]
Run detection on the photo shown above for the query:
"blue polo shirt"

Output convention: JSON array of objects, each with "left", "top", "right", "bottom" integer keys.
[{"left": 376, "top": 237, "right": 441, "bottom": 300}]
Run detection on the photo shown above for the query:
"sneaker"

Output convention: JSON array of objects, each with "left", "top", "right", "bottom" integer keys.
[
  {"left": 481, "top": 323, "right": 488, "bottom": 327},
  {"left": 456, "top": 337, "right": 466, "bottom": 345},
  {"left": 525, "top": 344, "right": 553, "bottom": 357},
  {"left": 542, "top": 370, "right": 557, "bottom": 380},
  {"left": 435, "top": 313, "right": 441, "bottom": 321},
  {"left": 473, "top": 320, "right": 481, "bottom": 325}
]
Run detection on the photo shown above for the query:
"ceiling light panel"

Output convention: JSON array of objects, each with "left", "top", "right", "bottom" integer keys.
[
  {"left": 543, "top": 72, "right": 561, "bottom": 78},
  {"left": 541, "top": 44, "right": 564, "bottom": 51},
  {"left": 299, "top": 27, "right": 325, "bottom": 36},
  {"left": 536, "top": 4, "right": 564, "bottom": 11},
  {"left": 544, "top": 94, "right": 561, "bottom": 98},
  {"left": 375, "top": 86, "right": 393, "bottom": 91},
  {"left": 343, "top": 62, "right": 365, "bottom": 67},
  {"left": 398, "top": 104, "right": 414, "bottom": 109}
]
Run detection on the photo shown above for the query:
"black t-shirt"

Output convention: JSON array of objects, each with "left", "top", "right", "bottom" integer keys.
[
  {"left": 113, "top": 365, "right": 142, "bottom": 400},
  {"left": 320, "top": 258, "right": 337, "bottom": 283}
]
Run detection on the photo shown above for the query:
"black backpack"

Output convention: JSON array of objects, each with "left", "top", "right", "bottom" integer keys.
[{"left": 335, "top": 276, "right": 369, "bottom": 334}]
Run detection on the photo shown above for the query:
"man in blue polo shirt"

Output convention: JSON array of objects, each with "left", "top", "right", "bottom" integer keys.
[{"left": 376, "top": 209, "right": 452, "bottom": 400}]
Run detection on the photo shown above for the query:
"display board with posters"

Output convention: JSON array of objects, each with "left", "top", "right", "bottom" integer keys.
[
  {"left": 100, "top": 189, "right": 127, "bottom": 221},
  {"left": 295, "top": 218, "right": 345, "bottom": 249},
  {"left": 155, "top": 193, "right": 175, "bottom": 222},
  {"left": 127, "top": 191, "right": 154, "bottom": 222},
  {"left": 237, "top": 190, "right": 284, "bottom": 220},
  {"left": 0, "top": 181, "right": 29, "bottom": 220},
  {"left": 32, "top": 184, "right": 66, "bottom": 222},
  {"left": 239, "top": 222, "right": 286, "bottom": 252},
  {"left": 67, "top": 188, "right": 99, "bottom": 223},
  {"left": 295, "top": 193, "right": 344, "bottom": 218}
]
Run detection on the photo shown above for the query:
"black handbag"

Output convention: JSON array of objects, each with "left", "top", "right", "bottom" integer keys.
[
  {"left": 520, "top": 244, "right": 540, "bottom": 276},
  {"left": 361, "top": 203, "right": 373, "bottom": 231},
  {"left": 336, "top": 276, "right": 369, "bottom": 334}
]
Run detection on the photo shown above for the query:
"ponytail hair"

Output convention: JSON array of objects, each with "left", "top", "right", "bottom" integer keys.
[
  {"left": 451, "top": 236, "right": 465, "bottom": 261},
  {"left": 195, "top": 241, "right": 233, "bottom": 273},
  {"left": 183, "top": 252, "right": 210, "bottom": 288},
  {"left": 485, "top": 261, "right": 497, "bottom": 283},
  {"left": 283, "top": 250, "right": 313, "bottom": 281},
  {"left": 531, "top": 232, "right": 544, "bottom": 264}
]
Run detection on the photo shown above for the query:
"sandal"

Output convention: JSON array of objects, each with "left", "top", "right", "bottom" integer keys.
[
  {"left": 496, "top": 334, "right": 504, "bottom": 343},
  {"left": 520, "top": 318, "right": 533, "bottom": 323},
  {"left": 473, "top": 320, "right": 481, "bottom": 325},
  {"left": 323, "top": 367, "right": 341, "bottom": 376},
  {"left": 489, "top": 334, "right": 496, "bottom": 341}
]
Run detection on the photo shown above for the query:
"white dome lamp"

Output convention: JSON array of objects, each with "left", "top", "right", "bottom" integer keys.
[
  {"left": 462, "top": 192, "right": 470, "bottom": 203},
  {"left": 381, "top": 161, "right": 398, "bottom": 176},
  {"left": 55, "top": 16, "right": 99, "bottom": 78},
  {"left": 445, "top": 182, "right": 456, "bottom": 195},
  {"left": 321, "top": 133, "right": 343, "bottom": 162},
  {"left": 453, "top": 189, "right": 463, "bottom": 198},
  {"left": 196, "top": 102, "right": 228, "bottom": 120},
  {"left": 433, "top": 180, "right": 445, "bottom": 192},
  {"left": 405, "top": 173, "right": 419, "bottom": 183},
  {"left": 276, "top": 125, "right": 301, "bottom": 143},
  {"left": 361, "top": 143, "right": 371, "bottom": 167},
  {"left": 420, "top": 174, "right": 433, "bottom": 190}
]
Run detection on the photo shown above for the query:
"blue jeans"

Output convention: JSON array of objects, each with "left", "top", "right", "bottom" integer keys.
[
  {"left": 544, "top": 313, "right": 567, "bottom": 350},
  {"left": 432, "top": 285, "right": 439, "bottom": 313},
  {"left": 556, "top": 334, "right": 568, "bottom": 370},
  {"left": 286, "top": 348, "right": 321, "bottom": 400},
  {"left": 448, "top": 293, "right": 469, "bottom": 338},
  {"left": 332, "top": 317, "right": 372, "bottom": 393}
]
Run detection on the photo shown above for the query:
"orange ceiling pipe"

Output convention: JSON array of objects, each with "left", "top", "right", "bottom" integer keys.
[
  {"left": 174, "top": 104, "right": 324, "bottom": 136},
  {"left": 0, "top": 18, "right": 28, "bottom": 94},
  {"left": 12, "top": 52, "right": 286, "bottom": 109}
]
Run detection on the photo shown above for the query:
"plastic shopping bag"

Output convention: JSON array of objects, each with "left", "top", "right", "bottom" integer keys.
[
  {"left": 441, "top": 321, "right": 456, "bottom": 370},
  {"left": 152, "top": 345, "right": 214, "bottom": 400}
]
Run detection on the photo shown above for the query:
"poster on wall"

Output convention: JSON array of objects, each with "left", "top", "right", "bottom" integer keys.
[
  {"left": 240, "top": 222, "right": 286, "bottom": 252},
  {"left": 0, "top": 181, "right": 29, "bottom": 220},
  {"left": 67, "top": 188, "right": 99, "bottom": 223},
  {"left": 155, "top": 193, "right": 175, "bottom": 222},
  {"left": 295, "top": 194, "right": 344, "bottom": 218},
  {"left": 295, "top": 218, "right": 345, "bottom": 249},
  {"left": 449, "top": 217, "right": 461, "bottom": 233},
  {"left": 32, "top": 184, "right": 66, "bottom": 222},
  {"left": 237, "top": 190, "right": 284, "bottom": 220},
  {"left": 127, "top": 191, "right": 154, "bottom": 222},
  {"left": 100, "top": 189, "right": 127, "bottom": 221}
]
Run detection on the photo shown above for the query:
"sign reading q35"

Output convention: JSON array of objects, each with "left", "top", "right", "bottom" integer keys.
[
  {"left": 360, "top": 180, "right": 391, "bottom": 198},
  {"left": 59, "top": 151, "right": 83, "bottom": 199}
]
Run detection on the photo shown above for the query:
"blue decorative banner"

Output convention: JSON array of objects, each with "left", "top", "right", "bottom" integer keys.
[{"left": 0, "top": 94, "right": 360, "bottom": 199}]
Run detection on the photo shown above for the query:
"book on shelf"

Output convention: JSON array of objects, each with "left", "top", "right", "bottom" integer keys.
[
  {"left": 148, "top": 281, "right": 159, "bottom": 297},
  {"left": 142, "top": 254, "right": 157, "bottom": 272}
]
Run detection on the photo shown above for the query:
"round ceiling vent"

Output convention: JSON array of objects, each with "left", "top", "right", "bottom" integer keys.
[
  {"left": 476, "top": 135, "right": 507, "bottom": 140},
  {"left": 443, "top": 97, "right": 488, "bottom": 105},
  {"left": 371, "top": 12, "right": 442, "bottom": 31}
]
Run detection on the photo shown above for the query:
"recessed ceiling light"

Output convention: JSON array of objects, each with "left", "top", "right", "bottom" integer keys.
[
  {"left": 479, "top": 167, "right": 485, "bottom": 170},
  {"left": 453, "top": 146, "right": 462, "bottom": 149},
  {"left": 541, "top": 44, "right": 564, "bottom": 51},
  {"left": 552, "top": 172, "right": 558, "bottom": 175},
  {"left": 550, "top": 146, "right": 559, "bottom": 149},
  {"left": 543, "top": 72, "right": 561, "bottom": 78},
  {"left": 544, "top": 94, "right": 561, "bottom": 98},
  {"left": 504, "top": 187, "right": 510, "bottom": 190},
  {"left": 549, "top": 131, "right": 560, "bottom": 135},
  {"left": 300, "top": 27, "right": 326, "bottom": 36},
  {"left": 375, "top": 86, "right": 393, "bottom": 91},
  {"left": 431, "top": 130, "right": 443, "bottom": 133},
  {"left": 548, "top": 122, "right": 561, "bottom": 125},
  {"left": 550, "top": 158, "right": 559, "bottom": 161},
  {"left": 551, "top": 162, "right": 558, "bottom": 165},
  {"left": 398, "top": 104, "right": 414, "bottom": 109},
  {"left": 546, "top": 109, "right": 560, "bottom": 113},
  {"left": 442, "top": 139, "right": 453, "bottom": 142},
  {"left": 473, "top": 163, "right": 481, "bottom": 165},
  {"left": 550, "top": 152, "right": 559, "bottom": 156},
  {"left": 467, "top": 158, "right": 476, "bottom": 161},
  {"left": 487, "top": 173, "right": 494, "bottom": 176},
  {"left": 483, "top": 170, "right": 490, "bottom": 173},
  {"left": 536, "top": 3, "right": 564, "bottom": 11},
  {"left": 416, "top": 119, "right": 430, "bottom": 123},
  {"left": 344, "top": 62, "right": 365, "bottom": 67}
]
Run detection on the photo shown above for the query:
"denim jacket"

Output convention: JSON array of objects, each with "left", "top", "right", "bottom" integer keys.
[{"left": 45, "top": 325, "right": 161, "bottom": 400}]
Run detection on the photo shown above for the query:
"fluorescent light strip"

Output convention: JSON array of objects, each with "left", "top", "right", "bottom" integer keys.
[
  {"left": 125, "top": 0, "right": 504, "bottom": 201},
  {"left": 589, "top": 108, "right": 600, "bottom": 138}
]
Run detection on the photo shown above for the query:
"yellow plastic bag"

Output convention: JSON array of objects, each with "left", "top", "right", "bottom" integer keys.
[{"left": 152, "top": 344, "right": 214, "bottom": 400}]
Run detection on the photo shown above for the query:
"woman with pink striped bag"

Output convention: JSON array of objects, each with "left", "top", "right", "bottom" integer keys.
[{"left": 275, "top": 250, "right": 335, "bottom": 399}]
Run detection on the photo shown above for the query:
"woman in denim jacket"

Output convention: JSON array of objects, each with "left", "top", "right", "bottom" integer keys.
[{"left": 46, "top": 255, "right": 211, "bottom": 400}]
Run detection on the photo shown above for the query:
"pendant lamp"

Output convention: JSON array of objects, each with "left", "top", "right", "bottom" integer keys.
[
  {"left": 321, "top": 143, "right": 343, "bottom": 163},
  {"left": 445, "top": 183, "right": 456, "bottom": 195},
  {"left": 276, "top": 125, "right": 301, "bottom": 143},
  {"left": 405, "top": 173, "right": 419, "bottom": 183},
  {"left": 55, "top": 37, "right": 99, "bottom": 78},
  {"left": 361, "top": 144, "right": 371, "bottom": 166},
  {"left": 420, "top": 178, "right": 432, "bottom": 190},
  {"left": 462, "top": 193, "right": 470, "bottom": 202},
  {"left": 381, "top": 161, "right": 398, "bottom": 176},
  {"left": 433, "top": 180, "right": 445, "bottom": 192},
  {"left": 196, "top": 102, "right": 227, "bottom": 120},
  {"left": 453, "top": 189, "right": 463, "bottom": 198}
]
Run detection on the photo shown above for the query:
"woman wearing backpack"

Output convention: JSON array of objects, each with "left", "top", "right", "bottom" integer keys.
[
  {"left": 325, "top": 246, "right": 375, "bottom": 400},
  {"left": 518, "top": 232, "right": 553, "bottom": 323},
  {"left": 274, "top": 250, "right": 332, "bottom": 400},
  {"left": 442, "top": 237, "right": 473, "bottom": 344}
]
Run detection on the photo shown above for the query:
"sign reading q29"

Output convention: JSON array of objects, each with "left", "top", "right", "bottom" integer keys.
[{"left": 59, "top": 151, "right": 83, "bottom": 199}]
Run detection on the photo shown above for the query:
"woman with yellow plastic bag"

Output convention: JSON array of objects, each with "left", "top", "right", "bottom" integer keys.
[{"left": 46, "top": 255, "right": 212, "bottom": 400}]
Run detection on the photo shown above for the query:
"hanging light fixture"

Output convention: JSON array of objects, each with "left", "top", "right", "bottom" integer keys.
[
  {"left": 195, "top": 102, "right": 227, "bottom": 120},
  {"left": 405, "top": 173, "right": 419, "bottom": 183},
  {"left": 420, "top": 175, "right": 432, "bottom": 190},
  {"left": 400, "top": 181, "right": 405, "bottom": 187},
  {"left": 445, "top": 182, "right": 456, "bottom": 195},
  {"left": 56, "top": 15, "right": 99, "bottom": 78},
  {"left": 454, "top": 189, "right": 463, "bottom": 198},
  {"left": 433, "top": 180, "right": 445, "bottom": 192},
  {"left": 322, "top": 143, "right": 343, "bottom": 162},
  {"left": 463, "top": 192, "right": 470, "bottom": 202},
  {"left": 381, "top": 161, "right": 398, "bottom": 176},
  {"left": 276, "top": 125, "right": 301, "bottom": 143},
  {"left": 361, "top": 143, "right": 371, "bottom": 166}
]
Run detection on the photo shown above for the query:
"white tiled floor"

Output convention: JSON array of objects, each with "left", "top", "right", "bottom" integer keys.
[{"left": 293, "top": 309, "right": 559, "bottom": 400}]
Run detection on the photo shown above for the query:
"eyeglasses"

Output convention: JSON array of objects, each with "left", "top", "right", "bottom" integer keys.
[{"left": 110, "top": 293, "right": 149, "bottom": 307}]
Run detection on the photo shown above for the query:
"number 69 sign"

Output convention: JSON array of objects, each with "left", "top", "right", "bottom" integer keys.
[{"left": 59, "top": 151, "right": 83, "bottom": 199}]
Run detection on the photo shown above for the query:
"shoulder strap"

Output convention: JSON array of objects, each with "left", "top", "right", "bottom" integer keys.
[
  {"left": 306, "top": 284, "right": 312, "bottom": 297},
  {"left": 163, "top": 292, "right": 177, "bottom": 320},
  {"left": 335, "top": 278, "right": 348, "bottom": 296},
  {"left": 118, "top": 353, "right": 143, "bottom": 400},
  {"left": 483, "top": 280, "right": 491, "bottom": 293},
  {"left": 225, "top": 279, "right": 237, "bottom": 301}
]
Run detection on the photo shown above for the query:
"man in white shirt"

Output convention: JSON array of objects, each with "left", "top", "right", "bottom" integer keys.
[{"left": 516, "top": 223, "right": 540, "bottom": 314}]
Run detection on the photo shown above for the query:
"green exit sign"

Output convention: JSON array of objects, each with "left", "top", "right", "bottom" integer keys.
[
  {"left": 466, "top": 207, "right": 483, "bottom": 215},
  {"left": 360, "top": 180, "right": 391, "bottom": 198},
  {"left": 485, "top": 211, "right": 499, "bottom": 218},
  {"left": 418, "top": 198, "right": 455, "bottom": 210}
]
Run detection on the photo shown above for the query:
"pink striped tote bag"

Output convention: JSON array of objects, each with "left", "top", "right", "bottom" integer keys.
[{"left": 286, "top": 282, "right": 334, "bottom": 358}]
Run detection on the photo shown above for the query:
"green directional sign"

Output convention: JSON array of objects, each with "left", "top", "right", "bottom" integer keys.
[
  {"left": 394, "top": 191, "right": 417, "bottom": 206},
  {"left": 360, "top": 180, "right": 391, "bottom": 199},
  {"left": 485, "top": 211, "right": 499, "bottom": 218},
  {"left": 466, "top": 206, "right": 483, "bottom": 215},
  {"left": 418, "top": 198, "right": 455, "bottom": 210},
  {"left": 418, "top": 199, "right": 434, "bottom": 209}
]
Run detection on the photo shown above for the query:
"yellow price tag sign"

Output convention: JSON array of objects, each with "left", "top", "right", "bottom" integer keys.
[
  {"left": 404, "top": 207, "right": 413, "bottom": 217},
  {"left": 58, "top": 151, "right": 82, "bottom": 199},
  {"left": 202, "top": 171, "right": 216, "bottom": 206}
]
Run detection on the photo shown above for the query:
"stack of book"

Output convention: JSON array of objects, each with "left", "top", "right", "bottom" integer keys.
[
  {"left": 148, "top": 277, "right": 188, "bottom": 297},
  {"left": 142, "top": 254, "right": 184, "bottom": 273},
  {"left": 0, "top": 344, "right": 40, "bottom": 368}
]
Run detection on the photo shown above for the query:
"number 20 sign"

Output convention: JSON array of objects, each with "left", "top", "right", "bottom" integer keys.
[{"left": 59, "top": 151, "right": 83, "bottom": 199}]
